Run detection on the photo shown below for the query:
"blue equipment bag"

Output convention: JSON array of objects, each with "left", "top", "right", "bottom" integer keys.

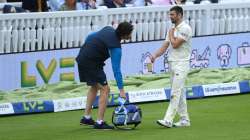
[{"left": 112, "top": 98, "right": 142, "bottom": 129}]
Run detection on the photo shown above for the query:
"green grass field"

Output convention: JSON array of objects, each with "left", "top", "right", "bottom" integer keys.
[{"left": 1, "top": 94, "right": 250, "bottom": 140}]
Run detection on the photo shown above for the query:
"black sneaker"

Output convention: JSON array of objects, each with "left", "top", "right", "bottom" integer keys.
[
  {"left": 93, "top": 122, "right": 114, "bottom": 130},
  {"left": 80, "top": 117, "right": 95, "bottom": 125}
]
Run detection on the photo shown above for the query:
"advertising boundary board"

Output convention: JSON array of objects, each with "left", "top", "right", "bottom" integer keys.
[{"left": 0, "top": 80, "right": 249, "bottom": 115}]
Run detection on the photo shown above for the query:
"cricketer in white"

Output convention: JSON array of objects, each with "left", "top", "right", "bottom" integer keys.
[{"left": 150, "top": 5, "right": 192, "bottom": 128}]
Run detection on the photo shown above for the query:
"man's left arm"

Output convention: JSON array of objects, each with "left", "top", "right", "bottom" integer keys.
[
  {"left": 109, "top": 48, "right": 126, "bottom": 98},
  {"left": 169, "top": 27, "right": 192, "bottom": 49}
]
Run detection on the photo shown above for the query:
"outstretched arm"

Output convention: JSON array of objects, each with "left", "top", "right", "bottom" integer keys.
[
  {"left": 151, "top": 41, "right": 169, "bottom": 63},
  {"left": 109, "top": 48, "right": 126, "bottom": 98}
]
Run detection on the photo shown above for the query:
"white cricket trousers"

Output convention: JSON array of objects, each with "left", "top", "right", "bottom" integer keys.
[{"left": 164, "top": 61, "right": 190, "bottom": 123}]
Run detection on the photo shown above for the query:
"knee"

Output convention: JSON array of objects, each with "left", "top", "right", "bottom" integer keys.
[
  {"left": 104, "top": 86, "right": 110, "bottom": 95},
  {"left": 99, "top": 85, "right": 110, "bottom": 96},
  {"left": 171, "top": 88, "right": 182, "bottom": 94},
  {"left": 90, "top": 86, "right": 98, "bottom": 92}
]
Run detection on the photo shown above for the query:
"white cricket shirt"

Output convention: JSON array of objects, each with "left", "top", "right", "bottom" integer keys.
[{"left": 166, "top": 21, "right": 192, "bottom": 62}]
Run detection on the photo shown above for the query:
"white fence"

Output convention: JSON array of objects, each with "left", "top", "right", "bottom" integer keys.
[{"left": 0, "top": 3, "right": 250, "bottom": 54}]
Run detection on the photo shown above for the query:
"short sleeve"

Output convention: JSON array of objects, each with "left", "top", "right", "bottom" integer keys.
[{"left": 178, "top": 26, "right": 192, "bottom": 41}]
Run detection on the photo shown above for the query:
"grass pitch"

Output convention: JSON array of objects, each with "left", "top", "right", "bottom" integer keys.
[{"left": 0, "top": 94, "right": 250, "bottom": 140}]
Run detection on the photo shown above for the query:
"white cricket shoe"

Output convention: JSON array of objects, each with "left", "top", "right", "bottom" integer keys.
[
  {"left": 173, "top": 119, "right": 190, "bottom": 127},
  {"left": 156, "top": 120, "right": 172, "bottom": 128}
]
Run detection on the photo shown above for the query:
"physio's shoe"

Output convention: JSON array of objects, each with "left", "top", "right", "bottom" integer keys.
[
  {"left": 80, "top": 117, "right": 95, "bottom": 125},
  {"left": 173, "top": 119, "right": 190, "bottom": 127},
  {"left": 93, "top": 122, "right": 114, "bottom": 130},
  {"left": 156, "top": 120, "right": 172, "bottom": 128}
]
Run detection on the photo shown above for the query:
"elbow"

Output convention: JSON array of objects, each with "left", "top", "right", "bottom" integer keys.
[
  {"left": 171, "top": 41, "right": 180, "bottom": 49},
  {"left": 170, "top": 40, "right": 178, "bottom": 49},
  {"left": 172, "top": 44, "right": 178, "bottom": 49},
  {"left": 113, "top": 70, "right": 121, "bottom": 76}
]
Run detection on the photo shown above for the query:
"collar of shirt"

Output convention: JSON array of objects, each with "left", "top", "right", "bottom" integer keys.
[{"left": 175, "top": 20, "right": 185, "bottom": 30}]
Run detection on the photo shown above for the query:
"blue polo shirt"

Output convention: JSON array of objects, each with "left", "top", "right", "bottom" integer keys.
[{"left": 76, "top": 26, "right": 124, "bottom": 89}]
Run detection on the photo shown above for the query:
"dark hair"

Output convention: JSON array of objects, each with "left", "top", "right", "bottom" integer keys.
[
  {"left": 170, "top": 6, "right": 183, "bottom": 16},
  {"left": 181, "top": 0, "right": 187, "bottom": 3},
  {"left": 3, "top": 5, "right": 26, "bottom": 13},
  {"left": 115, "top": 21, "right": 134, "bottom": 38},
  {"left": 22, "top": 0, "right": 48, "bottom": 12}
]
